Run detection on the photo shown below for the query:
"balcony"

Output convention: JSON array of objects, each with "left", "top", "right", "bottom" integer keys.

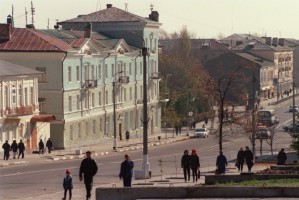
[
  {"left": 84, "top": 80, "right": 97, "bottom": 88},
  {"left": 118, "top": 76, "right": 129, "bottom": 84},
  {"left": 4, "top": 106, "right": 34, "bottom": 117}
]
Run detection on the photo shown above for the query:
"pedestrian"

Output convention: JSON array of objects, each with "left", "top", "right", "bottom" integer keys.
[
  {"left": 175, "top": 125, "right": 179, "bottom": 135},
  {"left": 178, "top": 125, "right": 182, "bottom": 134},
  {"left": 11, "top": 140, "right": 18, "bottom": 159},
  {"left": 46, "top": 138, "right": 53, "bottom": 154},
  {"left": 39, "top": 139, "right": 44, "bottom": 154},
  {"left": 18, "top": 140, "right": 25, "bottom": 159},
  {"left": 190, "top": 149, "right": 200, "bottom": 182},
  {"left": 125, "top": 130, "right": 130, "bottom": 141},
  {"left": 216, "top": 150, "right": 228, "bottom": 174},
  {"left": 244, "top": 146, "right": 254, "bottom": 172},
  {"left": 63, "top": 169, "right": 73, "bottom": 200},
  {"left": 119, "top": 154, "right": 134, "bottom": 187},
  {"left": 181, "top": 149, "right": 191, "bottom": 182},
  {"left": 277, "top": 148, "right": 287, "bottom": 165},
  {"left": 79, "top": 151, "right": 98, "bottom": 200},
  {"left": 204, "top": 116, "right": 208, "bottom": 126},
  {"left": 236, "top": 147, "right": 245, "bottom": 172},
  {"left": 202, "top": 124, "right": 205, "bottom": 128},
  {"left": 2, "top": 140, "right": 10, "bottom": 160}
]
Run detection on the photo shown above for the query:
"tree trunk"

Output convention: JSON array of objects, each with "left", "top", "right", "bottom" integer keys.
[{"left": 259, "top": 139, "right": 263, "bottom": 156}]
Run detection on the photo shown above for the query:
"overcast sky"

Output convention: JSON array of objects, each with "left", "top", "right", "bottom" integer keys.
[{"left": 1, "top": 0, "right": 299, "bottom": 39}]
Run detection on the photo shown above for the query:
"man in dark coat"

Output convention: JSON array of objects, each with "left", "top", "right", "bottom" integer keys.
[
  {"left": 39, "top": 139, "right": 44, "bottom": 154},
  {"left": 190, "top": 149, "right": 200, "bottom": 182},
  {"left": 244, "top": 146, "right": 254, "bottom": 172},
  {"left": 46, "top": 138, "right": 53, "bottom": 154},
  {"left": 79, "top": 151, "right": 98, "bottom": 200},
  {"left": 18, "top": 140, "right": 25, "bottom": 159},
  {"left": 11, "top": 140, "right": 18, "bottom": 159},
  {"left": 216, "top": 150, "right": 227, "bottom": 174},
  {"left": 119, "top": 154, "right": 134, "bottom": 187},
  {"left": 237, "top": 147, "right": 245, "bottom": 172},
  {"left": 277, "top": 148, "right": 287, "bottom": 165},
  {"left": 181, "top": 150, "right": 191, "bottom": 182},
  {"left": 2, "top": 140, "right": 10, "bottom": 160}
]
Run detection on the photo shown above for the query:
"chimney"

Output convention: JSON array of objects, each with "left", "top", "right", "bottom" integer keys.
[
  {"left": 149, "top": 11, "right": 159, "bottom": 22},
  {"left": 278, "top": 38, "right": 285, "bottom": 46},
  {"left": 265, "top": 37, "right": 272, "bottom": 46},
  {"left": 84, "top": 22, "right": 92, "bottom": 38},
  {"left": 0, "top": 23, "right": 12, "bottom": 41},
  {"left": 6, "top": 15, "right": 14, "bottom": 28},
  {"left": 106, "top": 4, "right": 112, "bottom": 9},
  {"left": 272, "top": 37, "right": 278, "bottom": 46}
]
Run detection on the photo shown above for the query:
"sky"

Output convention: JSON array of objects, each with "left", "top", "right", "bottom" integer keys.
[{"left": 1, "top": 0, "right": 299, "bottom": 39}]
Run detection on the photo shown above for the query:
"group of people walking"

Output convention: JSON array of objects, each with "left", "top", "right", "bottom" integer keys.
[
  {"left": 181, "top": 149, "right": 200, "bottom": 182},
  {"left": 2, "top": 139, "right": 25, "bottom": 160},
  {"left": 236, "top": 146, "right": 254, "bottom": 172},
  {"left": 38, "top": 138, "right": 53, "bottom": 154}
]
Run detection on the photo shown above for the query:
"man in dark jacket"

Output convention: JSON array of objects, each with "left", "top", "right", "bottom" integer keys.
[
  {"left": 11, "top": 140, "right": 18, "bottom": 159},
  {"left": 216, "top": 150, "right": 228, "bottom": 174},
  {"left": 18, "top": 140, "right": 25, "bottom": 159},
  {"left": 79, "top": 151, "right": 98, "bottom": 200},
  {"left": 244, "top": 146, "right": 254, "bottom": 172},
  {"left": 2, "top": 140, "right": 10, "bottom": 160},
  {"left": 181, "top": 150, "right": 191, "bottom": 182},
  {"left": 46, "top": 138, "right": 53, "bottom": 154},
  {"left": 38, "top": 139, "right": 44, "bottom": 154},
  {"left": 237, "top": 147, "right": 245, "bottom": 172},
  {"left": 119, "top": 154, "right": 134, "bottom": 187},
  {"left": 277, "top": 148, "right": 287, "bottom": 165}
]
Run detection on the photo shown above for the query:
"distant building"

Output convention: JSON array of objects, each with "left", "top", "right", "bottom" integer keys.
[
  {"left": 0, "top": 59, "right": 52, "bottom": 152},
  {"left": 0, "top": 4, "right": 161, "bottom": 149}
]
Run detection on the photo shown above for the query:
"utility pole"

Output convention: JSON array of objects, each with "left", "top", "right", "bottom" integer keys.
[
  {"left": 251, "top": 74, "right": 257, "bottom": 159},
  {"left": 31, "top": 1, "right": 35, "bottom": 26}
]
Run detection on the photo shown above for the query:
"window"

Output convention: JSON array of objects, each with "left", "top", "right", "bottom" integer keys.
[
  {"left": 18, "top": 86, "right": 22, "bottom": 106},
  {"left": 111, "top": 64, "right": 114, "bottom": 77},
  {"left": 91, "top": 93, "right": 95, "bottom": 107},
  {"left": 4, "top": 86, "right": 8, "bottom": 107},
  {"left": 100, "top": 118, "right": 103, "bottom": 132},
  {"left": 11, "top": 88, "right": 16, "bottom": 107},
  {"left": 99, "top": 92, "right": 102, "bottom": 105},
  {"left": 38, "top": 98, "right": 46, "bottom": 114},
  {"left": 98, "top": 65, "right": 101, "bottom": 79},
  {"left": 93, "top": 120, "right": 96, "bottom": 134},
  {"left": 77, "top": 95, "right": 80, "bottom": 110},
  {"left": 84, "top": 95, "right": 88, "bottom": 109},
  {"left": 68, "top": 96, "right": 72, "bottom": 111},
  {"left": 140, "top": 62, "right": 142, "bottom": 75},
  {"left": 78, "top": 123, "right": 81, "bottom": 138},
  {"left": 84, "top": 65, "right": 89, "bottom": 81},
  {"left": 36, "top": 67, "right": 47, "bottom": 82},
  {"left": 129, "top": 63, "right": 132, "bottom": 75},
  {"left": 91, "top": 65, "right": 95, "bottom": 79},
  {"left": 30, "top": 87, "right": 34, "bottom": 104},
  {"left": 124, "top": 88, "right": 127, "bottom": 101},
  {"left": 154, "top": 38, "right": 157, "bottom": 52},
  {"left": 105, "top": 90, "right": 108, "bottom": 104},
  {"left": 129, "top": 87, "right": 132, "bottom": 100},
  {"left": 70, "top": 125, "right": 73, "bottom": 140},
  {"left": 24, "top": 88, "right": 28, "bottom": 105},
  {"left": 118, "top": 63, "right": 122, "bottom": 74},
  {"left": 123, "top": 63, "right": 126, "bottom": 76},
  {"left": 105, "top": 64, "right": 108, "bottom": 78},
  {"left": 68, "top": 66, "right": 72, "bottom": 82},
  {"left": 76, "top": 66, "right": 79, "bottom": 81}
]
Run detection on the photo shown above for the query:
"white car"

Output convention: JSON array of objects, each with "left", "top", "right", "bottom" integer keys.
[{"left": 194, "top": 128, "right": 209, "bottom": 138}]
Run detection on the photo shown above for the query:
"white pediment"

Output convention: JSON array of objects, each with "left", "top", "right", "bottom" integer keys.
[
  {"left": 115, "top": 39, "right": 131, "bottom": 55},
  {"left": 78, "top": 39, "right": 102, "bottom": 55}
]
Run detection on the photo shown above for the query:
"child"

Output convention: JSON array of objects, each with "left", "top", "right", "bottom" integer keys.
[{"left": 62, "top": 169, "right": 73, "bottom": 200}]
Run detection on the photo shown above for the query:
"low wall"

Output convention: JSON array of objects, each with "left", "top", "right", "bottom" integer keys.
[
  {"left": 96, "top": 186, "right": 299, "bottom": 200},
  {"left": 205, "top": 174, "right": 299, "bottom": 185}
]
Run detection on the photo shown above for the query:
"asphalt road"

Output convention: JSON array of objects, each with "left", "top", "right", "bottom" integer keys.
[{"left": 0, "top": 98, "right": 296, "bottom": 199}]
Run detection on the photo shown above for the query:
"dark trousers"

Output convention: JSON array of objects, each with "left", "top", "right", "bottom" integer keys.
[
  {"left": 64, "top": 189, "right": 72, "bottom": 199},
  {"left": 183, "top": 166, "right": 190, "bottom": 181},
  {"left": 84, "top": 177, "right": 93, "bottom": 198},
  {"left": 237, "top": 161, "right": 244, "bottom": 172},
  {"left": 3, "top": 152, "right": 9, "bottom": 160},
  {"left": 246, "top": 160, "right": 253, "bottom": 172},
  {"left": 39, "top": 148, "right": 44, "bottom": 154},
  {"left": 18, "top": 151, "right": 24, "bottom": 159},
  {"left": 191, "top": 168, "right": 198, "bottom": 182},
  {"left": 47, "top": 147, "right": 51, "bottom": 153},
  {"left": 123, "top": 177, "right": 132, "bottom": 187}
]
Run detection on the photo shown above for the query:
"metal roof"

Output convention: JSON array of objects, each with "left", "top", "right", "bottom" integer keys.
[{"left": 0, "top": 59, "right": 41, "bottom": 77}]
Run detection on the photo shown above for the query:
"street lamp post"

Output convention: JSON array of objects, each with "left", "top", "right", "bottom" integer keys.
[{"left": 112, "top": 70, "right": 123, "bottom": 151}]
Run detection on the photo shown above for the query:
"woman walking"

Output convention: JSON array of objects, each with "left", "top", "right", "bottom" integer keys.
[{"left": 190, "top": 149, "right": 200, "bottom": 182}]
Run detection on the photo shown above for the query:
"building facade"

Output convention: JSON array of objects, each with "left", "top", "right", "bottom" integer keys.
[{"left": 0, "top": 5, "right": 161, "bottom": 148}]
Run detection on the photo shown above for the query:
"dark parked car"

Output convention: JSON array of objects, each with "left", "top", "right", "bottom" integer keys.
[{"left": 289, "top": 105, "right": 299, "bottom": 112}]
